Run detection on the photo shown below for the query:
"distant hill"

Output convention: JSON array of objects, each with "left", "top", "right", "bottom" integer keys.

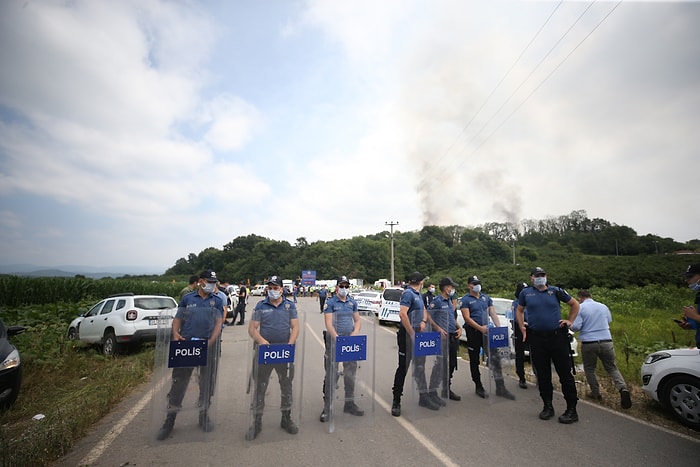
[{"left": 0, "top": 264, "right": 163, "bottom": 278}]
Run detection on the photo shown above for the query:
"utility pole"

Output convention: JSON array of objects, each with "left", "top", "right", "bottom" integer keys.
[{"left": 385, "top": 221, "right": 398, "bottom": 286}]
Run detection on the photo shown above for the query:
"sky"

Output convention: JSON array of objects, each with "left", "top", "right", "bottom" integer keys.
[{"left": 0, "top": 0, "right": 698, "bottom": 273}]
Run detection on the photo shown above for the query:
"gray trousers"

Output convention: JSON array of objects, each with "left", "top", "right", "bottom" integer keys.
[{"left": 581, "top": 341, "right": 627, "bottom": 395}]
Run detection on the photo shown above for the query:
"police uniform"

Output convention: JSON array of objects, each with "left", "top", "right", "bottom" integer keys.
[
  {"left": 157, "top": 272, "right": 223, "bottom": 440},
  {"left": 318, "top": 287, "right": 329, "bottom": 313},
  {"left": 392, "top": 281, "right": 435, "bottom": 412},
  {"left": 518, "top": 284, "right": 578, "bottom": 414},
  {"left": 427, "top": 293, "right": 459, "bottom": 399},
  {"left": 461, "top": 293, "right": 499, "bottom": 391},
  {"left": 249, "top": 295, "right": 298, "bottom": 417},
  {"left": 320, "top": 282, "right": 363, "bottom": 421}
]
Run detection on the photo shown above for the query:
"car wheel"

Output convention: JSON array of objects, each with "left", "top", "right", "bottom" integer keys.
[
  {"left": 67, "top": 327, "right": 78, "bottom": 341},
  {"left": 661, "top": 375, "right": 700, "bottom": 430},
  {"left": 102, "top": 331, "right": 119, "bottom": 357}
]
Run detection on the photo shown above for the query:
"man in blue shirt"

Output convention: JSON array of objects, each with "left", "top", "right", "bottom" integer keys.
[
  {"left": 318, "top": 284, "right": 329, "bottom": 314},
  {"left": 571, "top": 289, "right": 631, "bottom": 409},
  {"left": 461, "top": 275, "right": 515, "bottom": 400},
  {"left": 245, "top": 275, "right": 300, "bottom": 440},
  {"left": 427, "top": 277, "right": 462, "bottom": 402},
  {"left": 516, "top": 267, "right": 580, "bottom": 424},
  {"left": 391, "top": 272, "right": 439, "bottom": 416},
  {"left": 320, "top": 276, "right": 364, "bottom": 422},
  {"left": 678, "top": 263, "right": 700, "bottom": 348},
  {"left": 157, "top": 269, "right": 224, "bottom": 440}
]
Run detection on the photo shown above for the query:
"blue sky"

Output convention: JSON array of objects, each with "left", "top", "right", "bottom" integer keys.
[{"left": 1, "top": 1, "right": 699, "bottom": 273}]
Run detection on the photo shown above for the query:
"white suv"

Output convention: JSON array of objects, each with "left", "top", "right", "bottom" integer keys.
[
  {"left": 641, "top": 348, "right": 700, "bottom": 430},
  {"left": 67, "top": 293, "right": 177, "bottom": 356}
]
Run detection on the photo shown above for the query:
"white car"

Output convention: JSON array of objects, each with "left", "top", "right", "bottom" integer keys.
[
  {"left": 456, "top": 296, "right": 578, "bottom": 358},
  {"left": 641, "top": 348, "right": 700, "bottom": 430},
  {"left": 355, "top": 291, "right": 381, "bottom": 316},
  {"left": 67, "top": 293, "right": 177, "bottom": 356},
  {"left": 378, "top": 287, "right": 404, "bottom": 324},
  {"left": 250, "top": 284, "right": 267, "bottom": 296}
]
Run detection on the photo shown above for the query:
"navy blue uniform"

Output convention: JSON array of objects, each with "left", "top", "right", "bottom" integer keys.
[
  {"left": 392, "top": 287, "right": 428, "bottom": 399},
  {"left": 518, "top": 286, "right": 577, "bottom": 406},
  {"left": 427, "top": 295, "right": 459, "bottom": 393},
  {"left": 322, "top": 295, "right": 360, "bottom": 403}
]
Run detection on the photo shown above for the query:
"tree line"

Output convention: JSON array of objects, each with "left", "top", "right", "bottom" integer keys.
[{"left": 165, "top": 210, "right": 698, "bottom": 292}]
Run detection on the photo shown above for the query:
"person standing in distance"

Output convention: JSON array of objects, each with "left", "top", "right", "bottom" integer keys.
[
  {"left": 423, "top": 282, "right": 436, "bottom": 309},
  {"left": 427, "top": 277, "right": 462, "bottom": 402},
  {"left": 246, "top": 275, "right": 300, "bottom": 440},
  {"left": 391, "top": 272, "right": 439, "bottom": 416},
  {"left": 318, "top": 284, "right": 329, "bottom": 314},
  {"left": 233, "top": 282, "right": 248, "bottom": 325},
  {"left": 571, "top": 289, "right": 631, "bottom": 409},
  {"left": 516, "top": 267, "right": 580, "bottom": 424},
  {"left": 460, "top": 275, "right": 515, "bottom": 400},
  {"left": 157, "top": 270, "right": 224, "bottom": 440},
  {"left": 320, "top": 276, "right": 364, "bottom": 422},
  {"left": 677, "top": 263, "right": 700, "bottom": 348}
]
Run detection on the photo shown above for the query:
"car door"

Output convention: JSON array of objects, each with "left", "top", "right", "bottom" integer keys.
[{"left": 79, "top": 300, "right": 107, "bottom": 343}]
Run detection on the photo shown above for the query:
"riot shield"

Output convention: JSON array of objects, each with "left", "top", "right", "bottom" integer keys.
[
  {"left": 245, "top": 308, "right": 305, "bottom": 442},
  {"left": 405, "top": 328, "right": 449, "bottom": 420},
  {"left": 485, "top": 326, "right": 516, "bottom": 403},
  {"left": 151, "top": 307, "right": 221, "bottom": 442},
  {"left": 324, "top": 314, "right": 376, "bottom": 433}
]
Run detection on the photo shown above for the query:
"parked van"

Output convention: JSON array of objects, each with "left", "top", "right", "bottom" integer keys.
[{"left": 378, "top": 287, "right": 403, "bottom": 324}]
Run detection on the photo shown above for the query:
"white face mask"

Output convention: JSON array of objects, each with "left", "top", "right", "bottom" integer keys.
[
  {"left": 472, "top": 284, "right": 481, "bottom": 294},
  {"left": 534, "top": 277, "right": 547, "bottom": 287},
  {"left": 338, "top": 287, "right": 349, "bottom": 298},
  {"left": 448, "top": 288, "right": 456, "bottom": 297},
  {"left": 428, "top": 287, "right": 435, "bottom": 293},
  {"left": 202, "top": 282, "right": 216, "bottom": 294},
  {"left": 689, "top": 280, "right": 700, "bottom": 292},
  {"left": 268, "top": 289, "right": 282, "bottom": 300}
]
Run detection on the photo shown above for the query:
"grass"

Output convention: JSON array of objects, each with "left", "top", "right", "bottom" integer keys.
[{"left": 0, "top": 318, "right": 154, "bottom": 467}]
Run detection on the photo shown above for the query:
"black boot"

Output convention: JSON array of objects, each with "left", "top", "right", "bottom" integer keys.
[
  {"left": 539, "top": 401, "right": 555, "bottom": 420},
  {"left": 428, "top": 391, "right": 447, "bottom": 407},
  {"left": 391, "top": 398, "right": 401, "bottom": 417},
  {"left": 558, "top": 405, "right": 579, "bottom": 424},
  {"left": 198, "top": 411, "right": 214, "bottom": 432},
  {"left": 418, "top": 393, "right": 440, "bottom": 410},
  {"left": 280, "top": 410, "right": 298, "bottom": 434},
  {"left": 157, "top": 412, "right": 176, "bottom": 440},
  {"left": 495, "top": 381, "right": 516, "bottom": 400},
  {"left": 245, "top": 415, "right": 262, "bottom": 441},
  {"left": 475, "top": 383, "right": 489, "bottom": 399},
  {"left": 344, "top": 401, "right": 364, "bottom": 416}
]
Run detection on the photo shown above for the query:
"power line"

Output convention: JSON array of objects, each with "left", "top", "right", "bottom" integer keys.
[{"left": 462, "top": 0, "right": 624, "bottom": 162}]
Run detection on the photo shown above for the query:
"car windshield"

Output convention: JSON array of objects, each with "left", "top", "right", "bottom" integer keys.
[
  {"left": 383, "top": 289, "right": 403, "bottom": 301},
  {"left": 359, "top": 292, "right": 379, "bottom": 298},
  {"left": 134, "top": 297, "right": 177, "bottom": 310},
  {"left": 492, "top": 299, "right": 511, "bottom": 316}
]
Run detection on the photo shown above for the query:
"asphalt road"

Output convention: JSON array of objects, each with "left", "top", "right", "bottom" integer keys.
[{"left": 55, "top": 296, "right": 699, "bottom": 467}]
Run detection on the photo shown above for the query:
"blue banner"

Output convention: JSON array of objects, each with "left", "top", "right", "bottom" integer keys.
[
  {"left": 301, "top": 270, "right": 316, "bottom": 286},
  {"left": 168, "top": 339, "right": 208, "bottom": 368},
  {"left": 414, "top": 332, "right": 442, "bottom": 356},
  {"left": 335, "top": 335, "right": 367, "bottom": 362},
  {"left": 258, "top": 343, "right": 295, "bottom": 365},
  {"left": 489, "top": 326, "right": 509, "bottom": 349}
]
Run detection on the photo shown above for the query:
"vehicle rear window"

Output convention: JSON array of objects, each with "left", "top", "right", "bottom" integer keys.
[
  {"left": 382, "top": 289, "right": 403, "bottom": 302},
  {"left": 135, "top": 297, "right": 177, "bottom": 310}
]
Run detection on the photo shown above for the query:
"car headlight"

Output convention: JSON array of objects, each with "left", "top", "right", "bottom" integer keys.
[
  {"left": 644, "top": 352, "right": 671, "bottom": 364},
  {"left": 1, "top": 349, "right": 20, "bottom": 370}
]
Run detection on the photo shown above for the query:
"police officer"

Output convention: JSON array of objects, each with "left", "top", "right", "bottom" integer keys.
[
  {"left": 391, "top": 272, "right": 439, "bottom": 416},
  {"left": 516, "top": 267, "right": 580, "bottom": 424},
  {"left": 320, "top": 275, "right": 364, "bottom": 422},
  {"left": 509, "top": 282, "right": 529, "bottom": 389},
  {"left": 427, "top": 277, "right": 462, "bottom": 402},
  {"left": 157, "top": 269, "right": 224, "bottom": 440},
  {"left": 423, "top": 282, "right": 436, "bottom": 309},
  {"left": 318, "top": 284, "right": 329, "bottom": 314},
  {"left": 246, "top": 275, "right": 300, "bottom": 440},
  {"left": 460, "top": 275, "right": 515, "bottom": 400}
]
